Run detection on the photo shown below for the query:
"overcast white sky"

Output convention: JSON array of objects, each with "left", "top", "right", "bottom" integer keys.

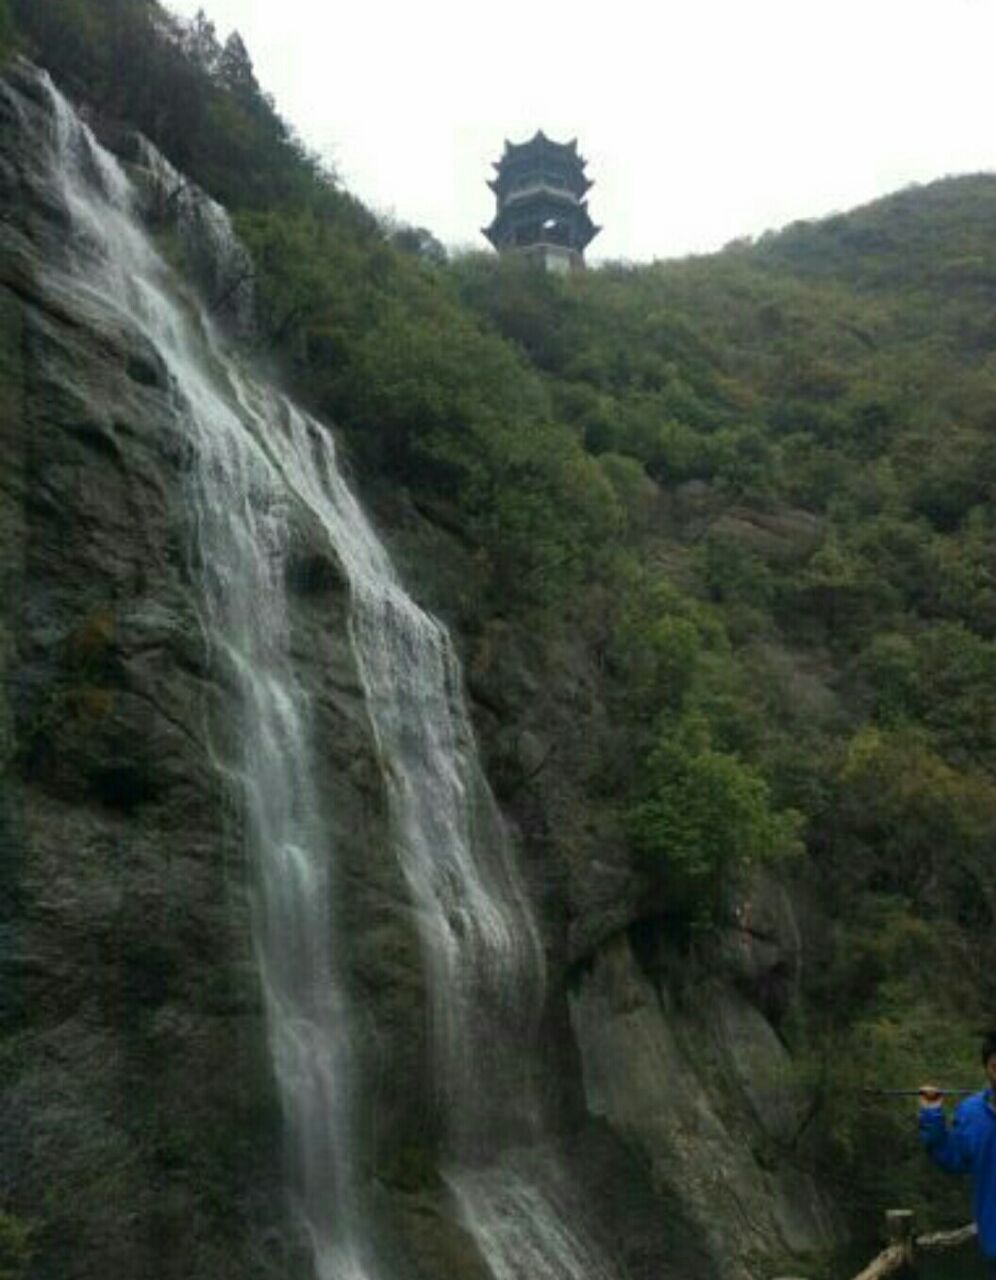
[{"left": 167, "top": 0, "right": 996, "bottom": 263}]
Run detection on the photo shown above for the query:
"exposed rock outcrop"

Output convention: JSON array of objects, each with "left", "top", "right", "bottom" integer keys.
[{"left": 569, "top": 926, "right": 837, "bottom": 1280}]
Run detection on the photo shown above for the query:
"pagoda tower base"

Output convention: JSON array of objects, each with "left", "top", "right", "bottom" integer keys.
[{"left": 522, "top": 242, "right": 583, "bottom": 274}]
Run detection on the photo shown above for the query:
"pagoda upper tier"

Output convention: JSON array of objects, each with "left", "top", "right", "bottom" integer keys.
[{"left": 483, "top": 131, "right": 600, "bottom": 270}]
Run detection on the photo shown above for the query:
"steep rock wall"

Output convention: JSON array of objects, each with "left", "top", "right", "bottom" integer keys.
[
  {"left": 568, "top": 919, "right": 837, "bottom": 1280},
  {"left": 0, "top": 60, "right": 840, "bottom": 1280}
]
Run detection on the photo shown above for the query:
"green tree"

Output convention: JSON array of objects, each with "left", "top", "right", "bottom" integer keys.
[
  {"left": 627, "top": 716, "right": 803, "bottom": 921},
  {"left": 833, "top": 726, "right": 996, "bottom": 926},
  {"left": 181, "top": 7, "right": 221, "bottom": 72},
  {"left": 217, "top": 31, "right": 258, "bottom": 100},
  {"left": 860, "top": 632, "right": 918, "bottom": 725}
]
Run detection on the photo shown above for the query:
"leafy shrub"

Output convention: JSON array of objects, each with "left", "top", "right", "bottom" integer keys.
[{"left": 627, "top": 715, "right": 803, "bottom": 922}]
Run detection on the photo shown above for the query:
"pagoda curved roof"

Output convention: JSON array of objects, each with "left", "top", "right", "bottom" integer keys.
[
  {"left": 490, "top": 131, "right": 593, "bottom": 201},
  {"left": 495, "top": 129, "right": 589, "bottom": 169}
]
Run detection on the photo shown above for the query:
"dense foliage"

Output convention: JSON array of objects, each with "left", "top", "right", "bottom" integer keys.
[
  {"left": 8, "top": 0, "right": 996, "bottom": 1241},
  {"left": 449, "top": 225, "right": 996, "bottom": 1229}
]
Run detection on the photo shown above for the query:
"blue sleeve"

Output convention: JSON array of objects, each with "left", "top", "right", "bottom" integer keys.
[{"left": 918, "top": 1104, "right": 971, "bottom": 1174}]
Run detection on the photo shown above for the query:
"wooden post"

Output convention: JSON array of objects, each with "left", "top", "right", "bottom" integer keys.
[
  {"left": 849, "top": 1210, "right": 916, "bottom": 1279},
  {"left": 885, "top": 1210, "right": 915, "bottom": 1270},
  {"left": 848, "top": 1219, "right": 973, "bottom": 1280}
]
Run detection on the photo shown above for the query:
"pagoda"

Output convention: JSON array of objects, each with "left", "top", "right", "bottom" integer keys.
[{"left": 483, "top": 131, "right": 600, "bottom": 273}]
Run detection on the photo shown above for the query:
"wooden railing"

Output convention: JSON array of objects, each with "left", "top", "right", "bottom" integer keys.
[{"left": 850, "top": 1210, "right": 976, "bottom": 1279}]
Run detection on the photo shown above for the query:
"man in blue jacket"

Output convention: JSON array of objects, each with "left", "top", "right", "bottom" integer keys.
[{"left": 919, "top": 1030, "right": 996, "bottom": 1273}]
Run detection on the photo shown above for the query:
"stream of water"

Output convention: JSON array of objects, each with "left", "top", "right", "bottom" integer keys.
[{"left": 13, "top": 63, "right": 616, "bottom": 1280}]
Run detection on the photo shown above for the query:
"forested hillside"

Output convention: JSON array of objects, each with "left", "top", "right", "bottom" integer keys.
[{"left": 4, "top": 0, "right": 996, "bottom": 1256}]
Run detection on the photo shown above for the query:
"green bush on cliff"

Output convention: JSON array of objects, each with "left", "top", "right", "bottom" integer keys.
[{"left": 627, "top": 714, "right": 803, "bottom": 922}]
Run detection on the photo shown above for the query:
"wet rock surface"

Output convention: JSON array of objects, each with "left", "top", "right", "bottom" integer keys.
[
  {"left": 0, "top": 284, "right": 287, "bottom": 1274},
  {"left": 0, "top": 65, "right": 423, "bottom": 1278}
]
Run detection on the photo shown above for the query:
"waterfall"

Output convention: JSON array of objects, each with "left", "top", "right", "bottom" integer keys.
[
  {"left": 262, "top": 401, "right": 615, "bottom": 1280},
  {"left": 8, "top": 64, "right": 616, "bottom": 1280},
  {"left": 10, "top": 67, "right": 375, "bottom": 1280}
]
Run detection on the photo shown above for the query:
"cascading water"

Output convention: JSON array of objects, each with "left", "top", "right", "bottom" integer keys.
[
  {"left": 257, "top": 401, "right": 616, "bottom": 1280},
  {"left": 7, "top": 62, "right": 617, "bottom": 1280},
  {"left": 9, "top": 66, "right": 375, "bottom": 1280}
]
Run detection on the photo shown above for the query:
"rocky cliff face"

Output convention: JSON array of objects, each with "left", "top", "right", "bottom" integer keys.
[
  {"left": 568, "top": 886, "right": 837, "bottom": 1280},
  {"left": 0, "top": 61, "right": 419, "bottom": 1278},
  {"left": 0, "top": 60, "right": 839, "bottom": 1280}
]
